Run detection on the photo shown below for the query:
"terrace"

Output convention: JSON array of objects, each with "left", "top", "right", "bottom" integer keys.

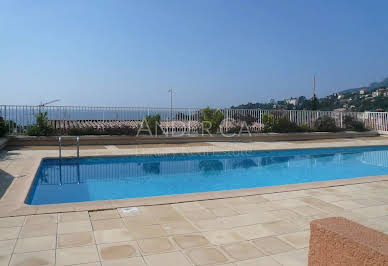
[{"left": 0, "top": 106, "right": 388, "bottom": 265}]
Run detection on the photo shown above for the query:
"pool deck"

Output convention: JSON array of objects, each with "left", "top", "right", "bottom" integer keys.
[{"left": 0, "top": 136, "right": 387, "bottom": 265}]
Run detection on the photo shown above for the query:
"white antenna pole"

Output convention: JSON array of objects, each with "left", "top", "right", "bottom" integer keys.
[
  {"left": 168, "top": 88, "right": 173, "bottom": 121},
  {"left": 313, "top": 75, "right": 316, "bottom": 96}
]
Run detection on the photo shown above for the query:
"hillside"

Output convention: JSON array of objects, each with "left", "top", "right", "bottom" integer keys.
[
  {"left": 232, "top": 77, "right": 388, "bottom": 112},
  {"left": 340, "top": 77, "right": 388, "bottom": 94}
]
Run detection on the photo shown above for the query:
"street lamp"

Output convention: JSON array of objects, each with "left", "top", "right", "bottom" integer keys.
[{"left": 168, "top": 88, "right": 173, "bottom": 121}]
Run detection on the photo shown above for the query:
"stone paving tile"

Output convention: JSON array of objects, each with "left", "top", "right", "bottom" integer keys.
[
  {"left": 138, "top": 237, "right": 177, "bottom": 255},
  {"left": 252, "top": 236, "right": 295, "bottom": 255},
  {"left": 233, "top": 224, "right": 274, "bottom": 240},
  {"left": 92, "top": 219, "right": 125, "bottom": 231},
  {"left": 74, "top": 263, "right": 101, "bottom": 266},
  {"left": 180, "top": 209, "right": 217, "bottom": 221},
  {"left": 101, "top": 257, "right": 146, "bottom": 266},
  {"left": 351, "top": 205, "right": 388, "bottom": 218},
  {"left": 235, "top": 256, "right": 281, "bottom": 266},
  {"left": 58, "top": 220, "right": 93, "bottom": 234},
  {"left": 14, "top": 235, "right": 56, "bottom": 253},
  {"left": 0, "top": 239, "right": 16, "bottom": 256},
  {"left": 291, "top": 205, "right": 327, "bottom": 217},
  {"left": 24, "top": 214, "right": 57, "bottom": 225},
  {"left": 0, "top": 227, "right": 20, "bottom": 241},
  {"left": 272, "top": 248, "right": 308, "bottom": 266},
  {"left": 277, "top": 231, "right": 310, "bottom": 249},
  {"left": 172, "top": 234, "right": 210, "bottom": 249},
  {"left": 209, "top": 207, "right": 239, "bottom": 217},
  {"left": 203, "top": 229, "right": 244, "bottom": 245},
  {"left": 261, "top": 220, "right": 302, "bottom": 235},
  {"left": 0, "top": 216, "right": 25, "bottom": 228},
  {"left": 193, "top": 217, "right": 227, "bottom": 231},
  {"left": 160, "top": 220, "right": 199, "bottom": 235},
  {"left": 94, "top": 229, "right": 134, "bottom": 244},
  {"left": 57, "top": 231, "right": 95, "bottom": 248},
  {"left": 122, "top": 215, "right": 157, "bottom": 226},
  {"left": 9, "top": 250, "right": 55, "bottom": 266},
  {"left": 89, "top": 210, "right": 120, "bottom": 221},
  {"left": 144, "top": 251, "right": 192, "bottom": 266},
  {"left": 126, "top": 224, "right": 167, "bottom": 240},
  {"left": 19, "top": 223, "right": 57, "bottom": 238},
  {"left": 330, "top": 200, "right": 366, "bottom": 210},
  {"left": 58, "top": 211, "right": 90, "bottom": 223},
  {"left": 186, "top": 246, "right": 229, "bottom": 266},
  {"left": 56, "top": 245, "right": 100, "bottom": 265},
  {"left": 0, "top": 254, "right": 11, "bottom": 266},
  {"left": 97, "top": 241, "right": 139, "bottom": 261},
  {"left": 221, "top": 241, "right": 264, "bottom": 260}
]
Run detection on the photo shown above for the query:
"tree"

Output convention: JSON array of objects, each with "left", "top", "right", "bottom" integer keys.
[{"left": 311, "top": 94, "right": 318, "bottom": 110}]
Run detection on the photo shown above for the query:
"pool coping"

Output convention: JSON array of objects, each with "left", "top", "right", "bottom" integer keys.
[{"left": 1, "top": 141, "right": 388, "bottom": 217}]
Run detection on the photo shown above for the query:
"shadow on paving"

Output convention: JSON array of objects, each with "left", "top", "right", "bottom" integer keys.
[{"left": 0, "top": 169, "right": 14, "bottom": 199}]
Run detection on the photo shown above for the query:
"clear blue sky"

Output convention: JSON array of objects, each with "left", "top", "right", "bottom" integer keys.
[{"left": 1, "top": 0, "right": 387, "bottom": 108}]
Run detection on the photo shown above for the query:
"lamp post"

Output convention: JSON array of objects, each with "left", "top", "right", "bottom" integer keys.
[{"left": 168, "top": 88, "right": 173, "bottom": 121}]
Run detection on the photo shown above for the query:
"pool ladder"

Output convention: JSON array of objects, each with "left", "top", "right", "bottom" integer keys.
[
  {"left": 58, "top": 136, "right": 81, "bottom": 186},
  {"left": 58, "top": 136, "right": 80, "bottom": 162}
]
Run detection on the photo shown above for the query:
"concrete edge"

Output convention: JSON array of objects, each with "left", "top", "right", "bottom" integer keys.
[{"left": 6, "top": 131, "right": 380, "bottom": 146}]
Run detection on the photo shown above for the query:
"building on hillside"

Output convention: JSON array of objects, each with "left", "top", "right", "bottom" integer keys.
[
  {"left": 337, "top": 94, "right": 344, "bottom": 99},
  {"left": 372, "top": 87, "right": 387, "bottom": 97},
  {"left": 359, "top": 88, "right": 367, "bottom": 95},
  {"left": 285, "top": 98, "right": 298, "bottom": 106}
]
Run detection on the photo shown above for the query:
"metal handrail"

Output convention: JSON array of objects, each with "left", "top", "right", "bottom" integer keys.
[{"left": 58, "top": 136, "right": 80, "bottom": 162}]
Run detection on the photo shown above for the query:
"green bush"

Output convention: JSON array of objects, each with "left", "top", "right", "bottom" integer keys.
[
  {"left": 273, "top": 117, "right": 297, "bottom": 133},
  {"left": 144, "top": 114, "right": 163, "bottom": 135},
  {"left": 226, "top": 126, "right": 242, "bottom": 134},
  {"left": 314, "top": 116, "right": 339, "bottom": 132},
  {"left": 199, "top": 107, "right": 224, "bottom": 134},
  {"left": 261, "top": 113, "right": 274, "bottom": 133},
  {"left": 233, "top": 113, "right": 256, "bottom": 126},
  {"left": 27, "top": 112, "right": 54, "bottom": 136},
  {"left": 343, "top": 115, "right": 367, "bottom": 132},
  {"left": 273, "top": 117, "right": 308, "bottom": 133},
  {"left": 0, "top": 117, "right": 6, "bottom": 137}
]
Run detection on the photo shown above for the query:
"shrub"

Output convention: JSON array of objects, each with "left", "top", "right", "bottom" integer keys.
[
  {"left": 343, "top": 115, "right": 367, "bottom": 132},
  {"left": 272, "top": 117, "right": 312, "bottom": 133},
  {"left": 226, "top": 126, "right": 242, "bottom": 134},
  {"left": 144, "top": 114, "right": 163, "bottom": 135},
  {"left": 272, "top": 117, "right": 299, "bottom": 133},
  {"left": 199, "top": 107, "right": 224, "bottom": 134},
  {"left": 27, "top": 112, "right": 54, "bottom": 136},
  {"left": 261, "top": 113, "right": 274, "bottom": 133},
  {"left": 314, "top": 116, "right": 339, "bottom": 132},
  {"left": 0, "top": 117, "right": 6, "bottom": 137},
  {"left": 233, "top": 113, "right": 256, "bottom": 126}
]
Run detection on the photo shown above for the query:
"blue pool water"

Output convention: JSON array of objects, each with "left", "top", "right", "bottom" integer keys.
[{"left": 26, "top": 146, "right": 388, "bottom": 205}]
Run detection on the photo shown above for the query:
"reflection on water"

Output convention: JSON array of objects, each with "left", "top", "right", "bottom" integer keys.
[
  {"left": 232, "top": 159, "right": 257, "bottom": 169},
  {"left": 260, "top": 156, "right": 292, "bottom": 167},
  {"left": 28, "top": 146, "right": 388, "bottom": 205},
  {"left": 35, "top": 148, "right": 388, "bottom": 186},
  {"left": 142, "top": 162, "right": 160, "bottom": 175},
  {"left": 199, "top": 160, "right": 224, "bottom": 174},
  {"left": 360, "top": 150, "right": 388, "bottom": 167}
]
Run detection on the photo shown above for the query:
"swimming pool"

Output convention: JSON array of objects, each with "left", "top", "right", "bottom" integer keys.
[{"left": 26, "top": 146, "right": 388, "bottom": 205}]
